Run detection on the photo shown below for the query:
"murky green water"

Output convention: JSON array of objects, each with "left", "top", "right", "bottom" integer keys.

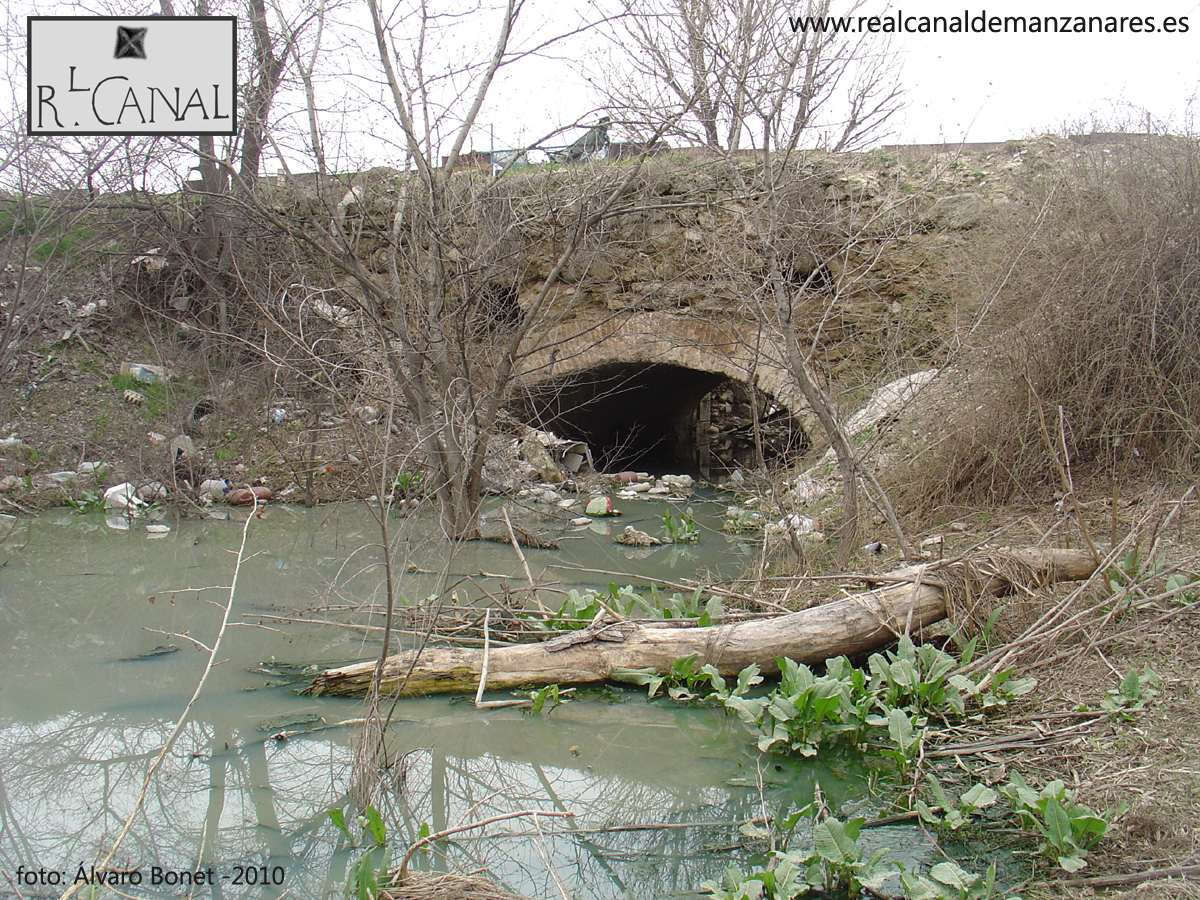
[{"left": 0, "top": 497, "right": 930, "bottom": 899}]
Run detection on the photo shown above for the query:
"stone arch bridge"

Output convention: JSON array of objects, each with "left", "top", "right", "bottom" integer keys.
[{"left": 514, "top": 311, "right": 810, "bottom": 472}]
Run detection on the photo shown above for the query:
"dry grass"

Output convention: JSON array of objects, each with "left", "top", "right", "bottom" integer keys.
[
  {"left": 898, "top": 137, "right": 1200, "bottom": 512},
  {"left": 1014, "top": 607, "right": 1200, "bottom": 899},
  {"left": 382, "top": 871, "right": 536, "bottom": 900},
  {"left": 913, "top": 484, "right": 1200, "bottom": 898}
]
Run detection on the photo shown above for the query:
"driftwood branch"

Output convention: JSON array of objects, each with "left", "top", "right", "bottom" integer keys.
[
  {"left": 307, "top": 548, "right": 1099, "bottom": 698},
  {"left": 1067, "top": 861, "right": 1200, "bottom": 889}
]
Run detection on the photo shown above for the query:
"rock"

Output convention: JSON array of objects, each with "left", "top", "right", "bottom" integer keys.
[
  {"left": 661, "top": 474, "right": 694, "bottom": 489},
  {"left": 795, "top": 474, "right": 828, "bottom": 504},
  {"left": 924, "top": 193, "right": 988, "bottom": 230},
  {"left": 843, "top": 369, "right": 940, "bottom": 439},
  {"left": 520, "top": 435, "right": 564, "bottom": 484},
  {"left": 615, "top": 526, "right": 661, "bottom": 547}
]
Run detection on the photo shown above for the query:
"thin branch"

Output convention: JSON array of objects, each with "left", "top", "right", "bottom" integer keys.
[
  {"left": 58, "top": 497, "right": 260, "bottom": 900},
  {"left": 395, "top": 810, "right": 575, "bottom": 883}
]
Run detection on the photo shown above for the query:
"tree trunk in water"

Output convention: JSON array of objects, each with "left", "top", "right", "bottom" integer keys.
[{"left": 307, "top": 548, "right": 1099, "bottom": 698}]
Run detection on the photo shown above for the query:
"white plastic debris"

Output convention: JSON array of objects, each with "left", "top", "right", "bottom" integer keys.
[
  {"left": 765, "top": 514, "right": 816, "bottom": 536},
  {"left": 794, "top": 473, "right": 828, "bottom": 504},
  {"left": 104, "top": 482, "right": 147, "bottom": 511},
  {"left": 120, "top": 361, "right": 169, "bottom": 383},
  {"left": 199, "top": 479, "right": 231, "bottom": 496},
  {"left": 137, "top": 482, "right": 168, "bottom": 502}
]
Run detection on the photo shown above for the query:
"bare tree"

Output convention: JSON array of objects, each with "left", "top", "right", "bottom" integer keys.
[
  {"left": 601, "top": 0, "right": 912, "bottom": 564},
  {"left": 232, "top": 0, "right": 673, "bottom": 544},
  {"left": 0, "top": 117, "right": 118, "bottom": 381},
  {"left": 605, "top": 0, "right": 901, "bottom": 152}
]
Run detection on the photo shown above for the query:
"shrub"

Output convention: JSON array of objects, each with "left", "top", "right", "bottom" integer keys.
[{"left": 906, "top": 137, "right": 1200, "bottom": 506}]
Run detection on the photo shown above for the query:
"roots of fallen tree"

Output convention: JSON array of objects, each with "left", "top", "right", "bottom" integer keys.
[{"left": 307, "top": 547, "right": 1100, "bottom": 698}]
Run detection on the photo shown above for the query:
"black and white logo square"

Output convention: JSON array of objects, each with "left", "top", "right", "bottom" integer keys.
[{"left": 28, "top": 16, "right": 237, "bottom": 136}]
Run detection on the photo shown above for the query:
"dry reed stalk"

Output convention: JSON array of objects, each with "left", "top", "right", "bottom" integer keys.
[{"left": 961, "top": 487, "right": 1197, "bottom": 678}]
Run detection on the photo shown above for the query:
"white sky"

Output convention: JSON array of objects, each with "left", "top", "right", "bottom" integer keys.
[
  {"left": 9, "top": 0, "right": 1200, "bottom": 176},
  {"left": 416, "top": 0, "right": 1200, "bottom": 158},
  {"left": 885, "top": 0, "right": 1200, "bottom": 143}
]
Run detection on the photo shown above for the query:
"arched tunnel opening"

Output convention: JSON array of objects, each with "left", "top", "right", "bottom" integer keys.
[{"left": 515, "top": 362, "right": 809, "bottom": 474}]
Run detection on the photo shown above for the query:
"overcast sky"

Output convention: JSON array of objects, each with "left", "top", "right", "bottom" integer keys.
[
  {"left": 10, "top": 0, "right": 1200, "bottom": 173},
  {"left": 437, "top": 0, "right": 1200, "bottom": 158},
  {"left": 886, "top": 0, "right": 1200, "bottom": 143}
]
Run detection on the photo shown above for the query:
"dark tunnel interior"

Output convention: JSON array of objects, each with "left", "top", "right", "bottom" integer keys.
[{"left": 516, "top": 362, "right": 807, "bottom": 474}]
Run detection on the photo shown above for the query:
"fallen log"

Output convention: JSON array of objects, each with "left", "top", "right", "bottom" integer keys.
[{"left": 307, "top": 548, "right": 1099, "bottom": 698}]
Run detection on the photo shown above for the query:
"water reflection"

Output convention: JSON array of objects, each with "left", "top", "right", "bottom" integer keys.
[
  {"left": 0, "top": 697, "right": 897, "bottom": 900},
  {"left": 0, "top": 501, "right": 922, "bottom": 899}
]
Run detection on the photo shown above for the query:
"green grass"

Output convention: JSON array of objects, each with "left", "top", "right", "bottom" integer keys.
[
  {"left": 109, "top": 373, "right": 205, "bottom": 422},
  {"left": 89, "top": 412, "right": 110, "bottom": 443}
]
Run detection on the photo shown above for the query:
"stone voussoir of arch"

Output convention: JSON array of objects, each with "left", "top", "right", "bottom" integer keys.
[{"left": 516, "top": 311, "right": 810, "bottom": 422}]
